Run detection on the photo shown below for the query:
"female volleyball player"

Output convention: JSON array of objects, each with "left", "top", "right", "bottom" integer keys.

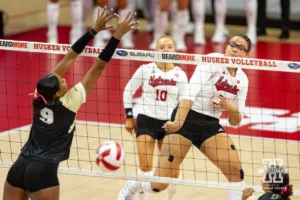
[
  {"left": 118, "top": 34, "right": 251, "bottom": 200},
  {"left": 242, "top": 166, "right": 293, "bottom": 200},
  {"left": 3, "top": 7, "right": 138, "bottom": 200},
  {"left": 123, "top": 35, "right": 189, "bottom": 200}
]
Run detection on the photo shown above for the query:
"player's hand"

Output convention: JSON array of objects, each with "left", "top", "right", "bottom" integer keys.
[
  {"left": 242, "top": 188, "right": 255, "bottom": 200},
  {"left": 212, "top": 95, "right": 238, "bottom": 112},
  {"left": 113, "top": 11, "right": 139, "bottom": 40},
  {"left": 163, "top": 121, "right": 181, "bottom": 133},
  {"left": 92, "top": 6, "right": 115, "bottom": 33},
  {"left": 125, "top": 118, "right": 136, "bottom": 135}
]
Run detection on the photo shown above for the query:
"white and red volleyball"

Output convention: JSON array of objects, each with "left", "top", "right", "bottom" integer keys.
[{"left": 95, "top": 141, "right": 125, "bottom": 171}]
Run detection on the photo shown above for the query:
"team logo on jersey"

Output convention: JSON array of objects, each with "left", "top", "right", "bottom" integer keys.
[
  {"left": 116, "top": 50, "right": 128, "bottom": 56},
  {"left": 215, "top": 76, "right": 239, "bottom": 95},
  {"left": 149, "top": 76, "right": 177, "bottom": 87}
]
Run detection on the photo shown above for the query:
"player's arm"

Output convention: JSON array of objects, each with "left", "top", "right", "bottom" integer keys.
[
  {"left": 81, "top": 12, "right": 139, "bottom": 95},
  {"left": 228, "top": 78, "right": 248, "bottom": 127},
  {"left": 123, "top": 66, "right": 144, "bottom": 118},
  {"left": 165, "top": 65, "right": 211, "bottom": 133},
  {"left": 51, "top": 7, "right": 115, "bottom": 77}
]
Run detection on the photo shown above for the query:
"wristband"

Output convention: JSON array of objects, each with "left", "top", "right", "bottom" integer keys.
[
  {"left": 125, "top": 108, "right": 133, "bottom": 118},
  {"left": 71, "top": 29, "right": 95, "bottom": 54}
]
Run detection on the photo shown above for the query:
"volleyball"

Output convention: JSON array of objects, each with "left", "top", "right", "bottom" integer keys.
[{"left": 95, "top": 141, "right": 125, "bottom": 171}]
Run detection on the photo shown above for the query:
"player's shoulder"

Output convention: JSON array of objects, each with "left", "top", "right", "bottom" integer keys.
[{"left": 236, "top": 68, "right": 249, "bottom": 83}]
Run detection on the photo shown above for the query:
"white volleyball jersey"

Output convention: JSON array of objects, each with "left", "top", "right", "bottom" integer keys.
[
  {"left": 186, "top": 53, "right": 249, "bottom": 120},
  {"left": 123, "top": 62, "right": 189, "bottom": 120}
]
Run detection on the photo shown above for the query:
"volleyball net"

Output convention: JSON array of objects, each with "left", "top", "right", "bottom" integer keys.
[{"left": 0, "top": 39, "right": 299, "bottom": 195}]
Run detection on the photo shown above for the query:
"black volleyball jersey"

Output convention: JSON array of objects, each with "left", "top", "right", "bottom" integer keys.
[
  {"left": 248, "top": 193, "right": 290, "bottom": 200},
  {"left": 21, "top": 82, "right": 86, "bottom": 163}
]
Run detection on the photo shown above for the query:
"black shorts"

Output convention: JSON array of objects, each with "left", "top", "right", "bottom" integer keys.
[
  {"left": 169, "top": 107, "right": 225, "bottom": 147},
  {"left": 6, "top": 154, "right": 59, "bottom": 193},
  {"left": 136, "top": 114, "right": 167, "bottom": 140}
]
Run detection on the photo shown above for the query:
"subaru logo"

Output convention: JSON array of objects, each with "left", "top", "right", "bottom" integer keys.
[
  {"left": 116, "top": 50, "right": 128, "bottom": 56},
  {"left": 288, "top": 63, "right": 300, "bottom": 69}
]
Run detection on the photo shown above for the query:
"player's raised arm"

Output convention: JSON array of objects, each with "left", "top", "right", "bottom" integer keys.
[
  {"left": 51, "top": 6, "right": 115, "bottom": 77},
  {"left": 81, "top": 11, "right": 139, "bottom": 95}
]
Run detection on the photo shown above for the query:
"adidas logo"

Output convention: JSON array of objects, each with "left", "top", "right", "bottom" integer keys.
[
  {"left": 218, "top": 128, "right": 224, "bottom": 132},
  {"left": 128, "top": 111, "right": 133, "bottom": 116}
]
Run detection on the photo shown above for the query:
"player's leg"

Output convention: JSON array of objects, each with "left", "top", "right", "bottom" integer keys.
[
  {"left": 82, "top": 0, "right": 94, "bottom": 27},
  {"left": 212, "top": 0, "right": 227, "bottom": 43},
  {"left": 118, "top": 134, "right": 192, "bottom": 199},
  {"left": 149, "top": 0, "right": 171, "bottom": 50},
  {"left": 3, "top": 182, "right": 29, "bottom": 200},
  {"left": 191, "top": 0, "right": 205, "bottom": 45},
  {"left": 136, "top": 134, "right": 156, "bottom": 200},
  {"left": 47, "top": 0, "right": 60, "bottom": 43},
  {"left": 29, "top": 187, "right": 59, "bottom": 200},
  {"left": 118, "top": 0, "right": 135, "bottom": 48},
  {"left": 200, "top": 132, "right": 244, "bottom": 200},
  {"left": 156, "top": 138, "right": 178, "bottom": 200},
  {"left": 279, "top": 0, "right": 290, "bottom": 39},
  {"left": 70, "top": 0, "right": 84, "bottom": 44},
  {"left": 3, "top": 155, "right": 30, "bottom": 200},
  {"left": 245, "top": 0, "right": 257, "bottom": 45},
  {"left": 93, "top": 0, "right": 111, "bottom": 47},
  {"left": 171, "top": 0, "right": 189, "bottom": 51}
]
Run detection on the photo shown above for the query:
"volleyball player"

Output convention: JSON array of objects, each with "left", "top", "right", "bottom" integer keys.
[
  {"left": 149, "top": 0, "right": 190, "bottom": 51},
  {"left": 93, "top": 0, "right": 136, "bottom": 48},
  {"left": 118, "top": 34, "right": 251, "bottom": 200},
  {"left": 3, "top": 7, "right": 138, "bottom": 200},
  {"left": 47, "top": 0, "right": 84, "bottom": 44},
  {"left": 242, "top": 166, "right": 293, "bottom": 200},
  {"left": 123, "top": 35, "right": 189, "bottom": 200}
]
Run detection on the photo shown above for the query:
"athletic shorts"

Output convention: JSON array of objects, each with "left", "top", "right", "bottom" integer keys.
[
  {"left": 136, "top": 114, "right": 167, "bottom": 140},
  {"left": 6, "top": 154, "right": 59, "bottom": 193},
  {"left": 169, "top": 107, "right": 225, "bottom": 147}
]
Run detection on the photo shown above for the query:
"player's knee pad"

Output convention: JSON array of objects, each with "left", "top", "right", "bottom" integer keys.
[
  {"left": 168, "top": 155, "right": 174, "bottom": 162},
  {"left": 153, "top": 188, "right": 160, "bottom": 192},
  {"left": 240, "top": 169, "right": 244, "bottom": 180}
]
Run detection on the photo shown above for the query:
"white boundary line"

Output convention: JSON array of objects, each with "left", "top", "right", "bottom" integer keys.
[{"left": 1, "top": 39, "right": 300, "bottom": 73}]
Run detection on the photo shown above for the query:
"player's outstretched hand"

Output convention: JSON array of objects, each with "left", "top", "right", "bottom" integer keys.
[
  {"left": 113, "top": 12, "right": 139, "bottom": 40},
  {"left": 92, "top": 6, "right": 115, "bottom": 33}
]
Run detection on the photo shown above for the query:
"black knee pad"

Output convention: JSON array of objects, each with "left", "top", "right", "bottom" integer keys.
[
  {"left": 168, "top": 155, "right": 174, "bottom": 162},
  {"left": 230, "top": 144, "right": 236, "bottom": 150},
  {"left": 240, "top": 169, "right": 244, "bottom": 180},
  {"left": 153, "top": 188, "right": 160, "bottom": 192}
]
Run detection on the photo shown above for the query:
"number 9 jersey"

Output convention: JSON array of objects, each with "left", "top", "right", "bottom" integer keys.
[
  {"left": 123, "top": 63, "right": 189, "bottom": 120},
  {"left": 21, "top": 82, "right": 86, "bottom": 163}
]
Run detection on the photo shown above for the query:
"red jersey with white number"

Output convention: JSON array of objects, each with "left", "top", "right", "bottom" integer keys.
[
  {"left": 123, "top": 62, "right": 189, "bottom": 120},
  {"left": 186, "top": 53, "right": 249, "bottom": 119}
]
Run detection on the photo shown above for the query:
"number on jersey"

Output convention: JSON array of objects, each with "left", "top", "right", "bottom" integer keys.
[
  {"left": 40, "top": 107, "right": 54, "bottom": 124},
  {"left": 156, "top": 89, "right": 167, "bottom": 102}
]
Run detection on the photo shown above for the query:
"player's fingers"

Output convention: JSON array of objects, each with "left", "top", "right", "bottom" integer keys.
[
  {"left": 129, "top": 21, "right": 139, "bottom": 27},
  {"left": 114, "top": 14, "right": 121, "bottom": 23},
  {"left": 130, "top": 27, "right": 140, "bottom": 31},
  {"left": 104, "top": 8, "right": 113, "bottom": 19},
  {"left": 123, "top": 11, "right": 131, "bottom": 23},
  {"left": 127, "top": 12, "right": 137, "bottom": 23},
  {"left": 105, "top": 25, "right": 115, "bottom": 30},
  {"left": 99, "top": 6, "right": 106, "bottom": 18}
]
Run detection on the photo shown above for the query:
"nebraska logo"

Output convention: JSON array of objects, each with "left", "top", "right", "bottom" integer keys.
[
  {"left": 162, "top": 53, "right": 195, "bottom": 61},
  {"left": 215, "top": 76, "right": 239, "bottom": 94},
  {"left": 149, "top": 76, "right": 176, "bottom": 87}
]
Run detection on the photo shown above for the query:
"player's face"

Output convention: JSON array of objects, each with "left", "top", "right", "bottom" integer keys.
[
  {"left": 225, "top": 36, "right": 249, "bottom": 58},
  {"left": 53, "top": 73, "right": 68, "bottom": 98},
  {"left": 156, "top": 37, "right": 176, "bottom": 52}
]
